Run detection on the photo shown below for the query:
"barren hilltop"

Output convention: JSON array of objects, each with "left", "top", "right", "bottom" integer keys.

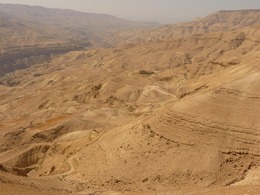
[{"left": 0, "top": 4, "right": 259, "bottom": 195}]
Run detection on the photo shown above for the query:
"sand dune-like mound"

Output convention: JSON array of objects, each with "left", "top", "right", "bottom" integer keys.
[{"left": 49, "top": 52, "right": 259, "bottom": 193}]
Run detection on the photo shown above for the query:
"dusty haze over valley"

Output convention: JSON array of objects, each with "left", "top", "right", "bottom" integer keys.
[{"left": 0, "top": 2, "right": 260, "bottom": 195}]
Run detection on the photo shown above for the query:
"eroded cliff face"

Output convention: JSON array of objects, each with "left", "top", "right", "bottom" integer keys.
[
  {"left": 0, "top": 9, "right": 91, "bottom": 76},
  {"left": 0, "top": 43, "right": 90, "bottom": 76}
]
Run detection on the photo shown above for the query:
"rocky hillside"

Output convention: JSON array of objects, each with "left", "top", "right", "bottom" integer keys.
[{"left": 0, "top": 8, "right": 259, "bottom": 193}]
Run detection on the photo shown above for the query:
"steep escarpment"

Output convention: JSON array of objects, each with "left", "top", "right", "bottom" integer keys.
[{"left": 0, "top": 43, "right": 90, "bottom": 76}]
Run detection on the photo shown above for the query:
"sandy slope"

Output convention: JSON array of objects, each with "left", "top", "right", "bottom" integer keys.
[{"left": 0, "top": 9, "right": 259, "bottom": 194}]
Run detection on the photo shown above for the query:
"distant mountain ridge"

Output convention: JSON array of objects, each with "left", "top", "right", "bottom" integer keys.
[
  {"left": 0, "top": 3, "right": 158, "bottom": 29},
  {"left": 133, "top": 9, "right": 260, "bottom": 41},
  {"left": 0, "top": 5, "right": 259, "bottom": 75},
  {"left": 0, "top": 3, "right": 159, "bottom": 75},
  {"left": 0, "top": 3, "right": 159, "bottom": 46}
]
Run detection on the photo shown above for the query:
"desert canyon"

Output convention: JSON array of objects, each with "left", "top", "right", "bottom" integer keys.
[{"left": 0, "top": 4, "right": 260, "bottom": 195}]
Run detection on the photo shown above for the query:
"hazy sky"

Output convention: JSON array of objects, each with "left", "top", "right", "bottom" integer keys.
[{"left": 1, "top": 0, "right": 260, "bottom": 23}]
